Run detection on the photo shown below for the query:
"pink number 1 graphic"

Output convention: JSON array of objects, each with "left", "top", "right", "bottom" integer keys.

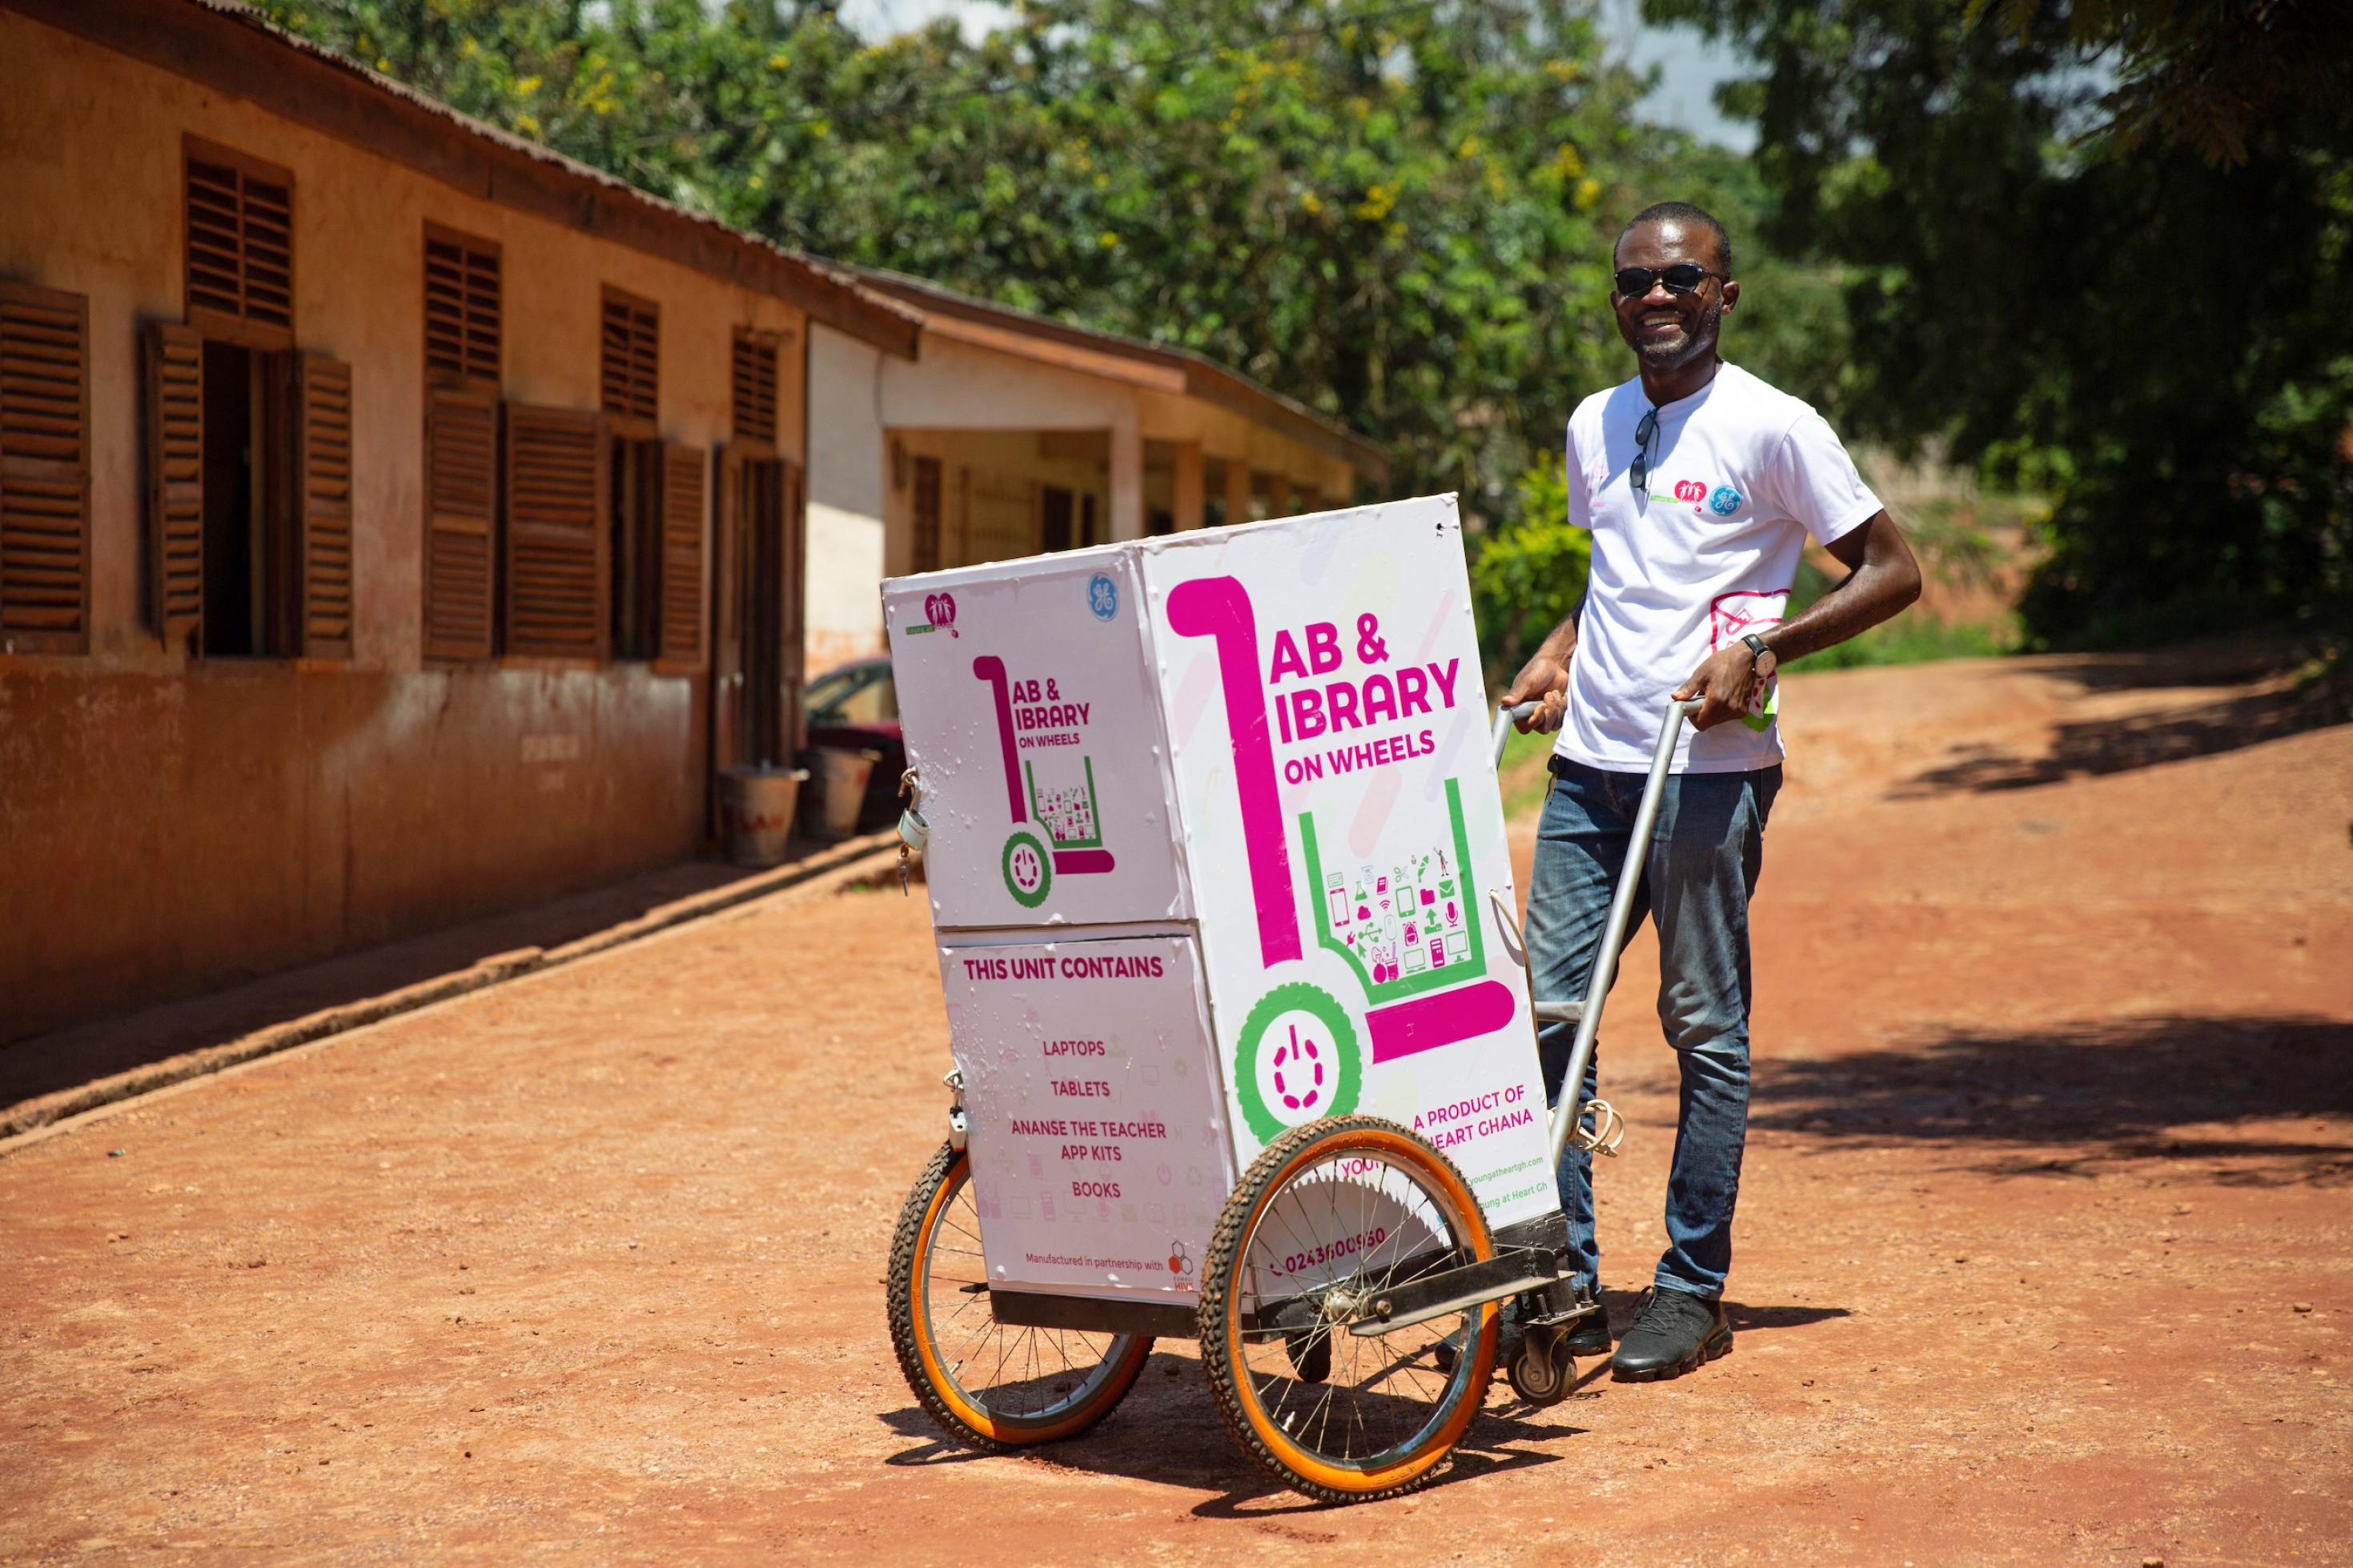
[
  {"left": 1164, "top": 578, "right": 1302, "bottom": 967},
  {"left": 1166, "top": 575, "right": 1514, "bottom": 1066}
]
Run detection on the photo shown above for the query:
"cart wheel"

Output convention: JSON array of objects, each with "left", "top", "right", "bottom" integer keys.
[
  {"left": 887, "top": 1141, "right": 1152, "bottom": 1450},
  {"left": 1505, "top": 1323, "right": 1575, "bottom": 1406},
  {"left": 1000, "top": 832, "right": 1052, "bottom": 908},
  {"left": 1198, "top": 1117, "right": 1498, "bottom": 1504}
]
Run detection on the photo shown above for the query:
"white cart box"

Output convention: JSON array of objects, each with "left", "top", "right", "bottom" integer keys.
[
  {"left": 886, "top": 495, "right": 1556, "bottom": 1306},
  {"left": 885, "top": 551, "right": 1190, "bottom": 929}
]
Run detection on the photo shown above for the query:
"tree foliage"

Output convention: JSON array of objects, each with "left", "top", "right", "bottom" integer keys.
[
  {"left": 1648, "top": 0, "right": 2353, "bottom": 646},
  {"left": 259, "top": 0, "right": 1845, "bottom": 569}
]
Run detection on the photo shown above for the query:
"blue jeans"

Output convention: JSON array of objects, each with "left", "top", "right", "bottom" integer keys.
[{"left": 1525, "top": 757, "right": 1780, "bottom": 1301}]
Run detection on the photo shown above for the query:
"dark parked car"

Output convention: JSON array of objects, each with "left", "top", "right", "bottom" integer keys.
[{"left": 805, "top": 657, "right": 903, "bottom": 830}]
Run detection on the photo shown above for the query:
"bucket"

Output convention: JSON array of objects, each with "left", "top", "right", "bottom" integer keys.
[
  {"left": 719, "top": 765, "right": 808, "bottom": 868},
  {"left": 801, "top": 747, "right": 881, "bottom": 842}
]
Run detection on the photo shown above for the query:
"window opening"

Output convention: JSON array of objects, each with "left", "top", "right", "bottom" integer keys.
[
  {"left": 197, "top": 339, "right": 294, "bottom": 656},
  {"left": 609, "top": 435, "right": 664, "bottom": 660},
  {"left": 910, "top": 455, "right": 942, "bottom": 573},
  {"left": 1203, "top": 459, "right": 1230, "bottom": 529},
  {"left": 1041, "top": 486, "right": 1075, "bottom": 552}
]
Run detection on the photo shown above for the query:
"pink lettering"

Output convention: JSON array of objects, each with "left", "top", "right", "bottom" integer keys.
[
  {"left": 1397, "top": 666, "right": 1431, "bottom": 716},
  {"left": 1269, "top": 629, "right": 1309, "bottom": 684},
  {"left": 1306, "top": 622, "right": 1342, "bottom": 674},
  {"left": 1326, "top": 680, "right": 1362, "bottom": 732},
  {"left": 1429, "top": 659, "right": 1460, "bottom": 708}
]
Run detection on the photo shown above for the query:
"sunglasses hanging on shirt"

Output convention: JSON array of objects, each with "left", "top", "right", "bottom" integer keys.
[{"left": 1630, "top": 407, "right": 1660, "bottom": 492}]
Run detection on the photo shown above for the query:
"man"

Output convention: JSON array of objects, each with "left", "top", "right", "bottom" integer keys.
[{"left": 1504, "top": 201, "right": 1921, "bottom": 1381}]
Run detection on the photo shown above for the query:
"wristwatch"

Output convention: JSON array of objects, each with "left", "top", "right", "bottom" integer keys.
[{"left": 1739, "top": 632, "right": 1778, "bottom": 680}]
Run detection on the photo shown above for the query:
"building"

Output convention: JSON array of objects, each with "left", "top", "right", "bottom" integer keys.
[
  {"left": 0, "top": 0, "right": 918, "bottom": 1044},
  {"left": 0, "top": 0, "right": 1389, "bottom": 1049},
  {"left": 805, "top": 270, "right": 1389, "bottom": 672}
]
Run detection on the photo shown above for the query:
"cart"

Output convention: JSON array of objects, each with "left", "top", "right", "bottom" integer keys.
[{"left": 880, "top": 495, "right": 1694, "bottom": 1502}]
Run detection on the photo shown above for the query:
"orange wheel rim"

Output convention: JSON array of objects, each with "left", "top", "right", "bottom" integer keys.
[
  {"left": 909, "top": 1153, "right": 1146, "bottom": 1444},
  {"left": 1223, "top": 1128, "right": 1495, "bottom": 1492}
]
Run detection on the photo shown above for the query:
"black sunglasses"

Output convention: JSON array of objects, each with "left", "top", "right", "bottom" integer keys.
[
  {"left": 1615, "top": 263, "right": 1724, "bottom": 297},
  {"left": 1630, "top": 407, "right": 1659, "bottom": 492}
]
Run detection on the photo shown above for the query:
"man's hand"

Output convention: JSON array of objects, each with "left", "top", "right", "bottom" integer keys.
[
  {"left": 1672, "top": 645, "right": 1759, "bottom": 732},
  {"left": 1502, "top": 654, "right": 1570, "bottom": 733}
]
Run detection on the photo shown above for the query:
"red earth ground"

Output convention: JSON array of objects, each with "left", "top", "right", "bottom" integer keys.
[{"left": 2, "top": 644, "right": 2348, "bottom": 1565}]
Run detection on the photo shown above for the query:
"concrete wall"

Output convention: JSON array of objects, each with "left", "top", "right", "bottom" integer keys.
[
  {"left": 805, "top": 325, "right": 889, "bottom": 676},
  {"left": 0, "top": 14, "right": 812, "bottom": 1042}
]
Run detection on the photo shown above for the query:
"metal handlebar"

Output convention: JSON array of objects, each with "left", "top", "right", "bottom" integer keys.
[
  {"left": 1491, "top": 700, "right": 1540, "bottom": 768},
  {"left": 1545, "top": 698, "right": 1700, "bottom": 1168}
]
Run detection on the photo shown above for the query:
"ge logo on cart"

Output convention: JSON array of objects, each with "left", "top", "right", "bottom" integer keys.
[{"left": 1087, "top": 573, "right": 1118, "bottom": 620}]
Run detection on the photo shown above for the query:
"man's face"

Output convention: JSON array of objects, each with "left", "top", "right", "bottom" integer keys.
[{"left": 1611, "top": 219, "right": 1737, "bottom": 374}]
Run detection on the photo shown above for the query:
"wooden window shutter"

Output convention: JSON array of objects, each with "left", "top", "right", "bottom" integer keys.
[
  {"left": 731, "top": 331, "right": 777, "bottom": 447},
  {"left": 0, "top": 282, "right": 92, "bottom": 653},
  {"left": 424, "top": 230, "right": 500, "bottom": 388},
  {"left": 292, "top": 353, "right": 354, "bottom": 657},
  {"left": 504, "top": 403, "right": 606, "bottom": 660},
  {"left": 599, "top": 290, "right": 658, "bottom": 426},
  {"left": 185, "top": 142, "right": 293, "bottom": 346},
  {"left": 144, "top": 321, "right": 205, "bottom": 652},
  {"left": 658, "top": 443, "right": 707, "bottom": 667},
  {"left": 423, "top": 387, "right": 498, "bottom": 660}
]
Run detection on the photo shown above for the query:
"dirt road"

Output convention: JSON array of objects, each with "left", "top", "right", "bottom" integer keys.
[{"left": 4, "top": 647, "right": 2348, "bottom": 1565}]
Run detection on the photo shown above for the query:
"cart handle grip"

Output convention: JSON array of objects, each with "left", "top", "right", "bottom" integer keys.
[{"left": 1490, "top": 701, "right": 1540, "bottom": 769}]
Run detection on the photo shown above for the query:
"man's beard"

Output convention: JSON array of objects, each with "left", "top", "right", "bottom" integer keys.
[{"left": 1632, "top": 299, "right": 1722, "bottom": 371}]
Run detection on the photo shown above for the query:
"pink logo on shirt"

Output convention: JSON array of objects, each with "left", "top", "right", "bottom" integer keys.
[
  {"left": 1673, "top": 479, "right": 1708, "bottom": 503},
  {"left": 1709, "top": 589, "right": 1789, "bottom": 650}
]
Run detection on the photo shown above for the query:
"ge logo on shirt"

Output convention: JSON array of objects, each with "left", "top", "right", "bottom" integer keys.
[{"left": 1709, "top": 485, "right": 1743, "bottom": 516}]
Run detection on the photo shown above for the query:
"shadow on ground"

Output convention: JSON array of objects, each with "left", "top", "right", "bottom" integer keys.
[
  {"left": 1755, "top": 1013, "right": 2353, "bottom": 1184},
  {"left": 878, "top": 1366, "right": 1571, "bottom": 1514},
  {"left": 1896, "top": 644, "right": 2344, "bottom": 796},
  {"left": 876, "top": 1298, "right": 1853, "bottom": 1508},
  {"left": 0, "top": 850, "right": 846, "bottom": 1111}
]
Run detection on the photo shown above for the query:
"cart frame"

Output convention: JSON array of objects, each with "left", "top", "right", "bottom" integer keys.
[{"left": 930, "top": 697, "right": 1700, "bottom": 1355}]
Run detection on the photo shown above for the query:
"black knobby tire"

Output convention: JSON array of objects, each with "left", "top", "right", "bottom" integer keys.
[
  {"left": 885, "top": 1141, "right": 1152, "bottom": 1451},
  {"left": 1197, "top": 1116, "right": 1500, "bottom": 1504}
]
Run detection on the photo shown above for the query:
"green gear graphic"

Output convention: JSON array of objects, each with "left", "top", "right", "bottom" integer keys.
[
  {"left": 1001, "top": 830, "right": 1052, "bottom": 908},
  {"left": 1233, "top": 982, "right": 1362, "bottom": 1144}
]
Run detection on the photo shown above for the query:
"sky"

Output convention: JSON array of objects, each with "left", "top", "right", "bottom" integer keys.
[{"left": 833, "top": 0, "right": 1760, "bottom": 152}]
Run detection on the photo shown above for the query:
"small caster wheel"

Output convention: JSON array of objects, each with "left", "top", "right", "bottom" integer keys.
[{"left": 1507, "top": 1323, "right": 1575, "bottom": 1406}]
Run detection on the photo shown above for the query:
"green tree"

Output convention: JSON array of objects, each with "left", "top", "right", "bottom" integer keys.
[
  {"left": 1648, "top": 0, "right": 2353, "bottom": 646},
  {"left": 258, "top": 0, "right": 1859, "bottom": 669}
]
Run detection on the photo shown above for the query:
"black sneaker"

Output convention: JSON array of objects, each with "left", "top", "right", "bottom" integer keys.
[
  {"left": 1608, "top": 1288, "right": 1730, "bottom": 1382},
  {"left": 1562, "top": 1292, "right": 1612, "bottom": 1358}
]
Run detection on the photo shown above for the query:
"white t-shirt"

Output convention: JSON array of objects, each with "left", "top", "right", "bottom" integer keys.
[{"left": 1556, "top": 361, "right": 1882, "bottom": 774}]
